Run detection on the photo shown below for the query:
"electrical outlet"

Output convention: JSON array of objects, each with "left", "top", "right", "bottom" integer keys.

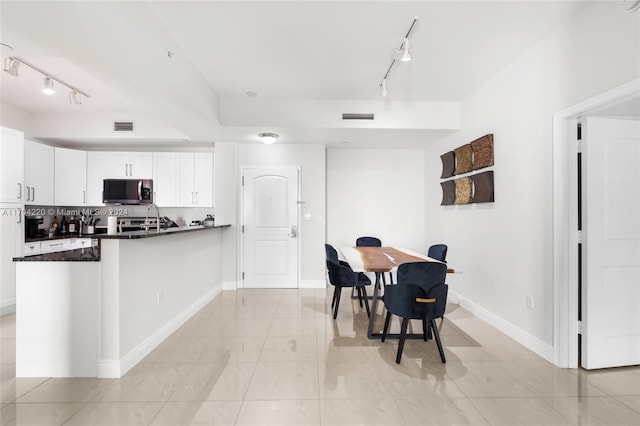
[
  {"left": 526, "top": 295, "right": 534, "bottom": 310},
  {"left": 157, "top": 290, "right": 163, "bottom": 304}
]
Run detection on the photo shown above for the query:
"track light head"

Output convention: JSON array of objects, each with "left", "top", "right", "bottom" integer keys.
[
  {"left": 4, "top": 57, "right": 20, "bottom": 77},
  {"left": 399, "top": 38, "right": 412, "bottom": 62},
  {"left": 69, "top": 89, "right": 82, "bottom": 105},
  {"left": 258, "top": 132, "right": 279, "bottom": 144},
  {"left": 380, "top": 79, "right": 389, "bottom": 97},
  {"left": 42, "top": 77, "right": 55, "bottom": 95}
]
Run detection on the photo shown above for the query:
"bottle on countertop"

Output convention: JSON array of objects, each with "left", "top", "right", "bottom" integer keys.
[
  {"left": 60, "top": 216, "right": 68, "bottom": 234},
  {"left": 68, "top": 216, "right": 77, "bottom": 234},
  {"left": 51, "top": 216, "right": 59, "bottom": 233}
]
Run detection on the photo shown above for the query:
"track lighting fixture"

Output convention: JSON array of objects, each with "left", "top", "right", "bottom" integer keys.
[
  {"left": 379, "top": 17, "right": 418, "bottom": 97},
  {"left": 3, "top": 57, "right": 90, "bottom": 104},
  {"left": 258, "top": 132, "right": 279, "bottom": 144},
  {"left": 42, "top": 77, "right": 55, "bottom": 95},
  {"left": 380, "top": 79, "right": 389, "bottom": 97},
  {"left": 3, "top": 57, "right": 19, "bottom": 77},
  {"left": 399, "top": 38, "right": 412, "bottom": 62},
  {"left": 69, "top": 89, "right": 82, "bottom": 105}
]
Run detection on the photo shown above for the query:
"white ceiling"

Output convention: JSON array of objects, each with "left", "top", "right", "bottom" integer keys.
[{"left": 0, "top": 1, "right": 616, "bottom": 148}]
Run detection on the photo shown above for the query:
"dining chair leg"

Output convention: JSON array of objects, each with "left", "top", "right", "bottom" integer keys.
[
  {"left": 361, "top": 286, "right": 370, "bottom": 318},
  {"left": 356, "top": 287, "right": 364, "bottom": 308},
  {"left": 331, "top": 287, "right": 338, "bottom": 309},
  {"left": 430, "top": 320, "right": 446, "bottom": 363},
  {"left": 422, "top": 319, "right": 429, "bottom": 341},
  {"left": 382, "top": 312, "right": 392, "bottom": 342},
  {"left": 396, "top": 318, "right": 409, "bottom": 364},
  {"left": 333, "top": 288, "right": 342, "bottom": 319}
]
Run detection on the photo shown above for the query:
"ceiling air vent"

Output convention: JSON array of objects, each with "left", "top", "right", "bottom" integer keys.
[
  {"left": 342, "top": 113, "right": 375, "bottom": 120},
  {"left": 113, "top": 121, "right": 135, "bottom": 132}
]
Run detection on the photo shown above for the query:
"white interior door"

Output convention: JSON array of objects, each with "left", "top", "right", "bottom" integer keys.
[
  {"left": 582, "top": 117, "right": 640, "bottom": 369},
  {"left": 242, "top": 167, "right": 299, "bottom": 288}
]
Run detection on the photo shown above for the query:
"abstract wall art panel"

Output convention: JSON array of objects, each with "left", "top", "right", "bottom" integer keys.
[
  {"left": 471, "top": 134, "right": 494, "bottom": 170},
  {"left": 471, "top": 171, "right": 494, "bottom": 203},
  {"left": 440, "top": 151, "right": 455, "bottom": 178},
  {"left": 454, "top": 177, "right": 472, "bottom": 204},
  {"left": 454, "top": 144, "right": 473, "bottom": 175},
  {"left": 440, "top": 180, "right": 456, "bottom": 205}
]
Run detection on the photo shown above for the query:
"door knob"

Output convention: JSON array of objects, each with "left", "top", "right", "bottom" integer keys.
[{"left": 289, "top": 225, "right": 297, "bottom": 238}]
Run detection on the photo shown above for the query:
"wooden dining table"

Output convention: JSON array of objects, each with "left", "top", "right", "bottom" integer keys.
[{"left": 340, "top": 246, "right": 454, "bottom": 339}]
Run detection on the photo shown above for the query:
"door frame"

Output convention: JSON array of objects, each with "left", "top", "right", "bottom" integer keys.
[
  {"left": 552, "top": 78, "right": 640, "bottom": 368},
  {"left": 239, "top": 165, "right": 301, "bottom": 289}
]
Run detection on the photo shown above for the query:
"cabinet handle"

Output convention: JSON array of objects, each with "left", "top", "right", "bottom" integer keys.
[
  {"left": 31, "top": 187, "right": 35, "bottom": 202},
  {"left": 130, "top": 163, "right": 133, "bottom": 176},
  {"left": 17, "top": 183, "right": 22, "bottom": 200},
  {"left": 83, "top": 190, "right": 86, "bottom": 204},
  {"left": 25, "top": 186, "right": 30, "bottom": 202},
  {"left": 195, "top": 192, "right": 198, "bottom": 205},
  {"left": 125, "top": 164, "right": 128, "bottom": 176}
]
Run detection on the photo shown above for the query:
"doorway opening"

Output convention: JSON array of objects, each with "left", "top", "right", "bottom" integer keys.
[{"left": 553, "top": 79, "right": 640, "bottom": 369}]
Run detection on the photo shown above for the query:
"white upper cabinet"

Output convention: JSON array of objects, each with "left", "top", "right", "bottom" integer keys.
[
  {"left": 153, "top": 152, "right": 179, "bottom": 207},
  {"left": 177, "top": 152, "right": 213, "bottom": 207},
  {"left": 0, "top": 126, "right": 24, "bottom": 204},
  {"left": 54, "top": 147, "right": 87, "bottom": 206},
  {"left": 106, "top": 152, "right": 152, "bottom": 179},
  {"left": 24, "top": 140, "right": 54, "bottom": 205},
  {"left": 86, "top": 152, "right": 107, "bottom": 206}
]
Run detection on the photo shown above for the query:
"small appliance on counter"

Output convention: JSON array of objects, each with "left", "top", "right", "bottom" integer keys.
[
  {"left": 202, "top": 214, "right": 215, "bottom": 227},
  {"left": 25, "top": 216, "right": 45, "bottom": 239}
]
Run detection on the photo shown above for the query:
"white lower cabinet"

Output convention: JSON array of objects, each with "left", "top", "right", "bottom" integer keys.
[{"left": 24, "top": 238, "right": 93, "bottom": 256}]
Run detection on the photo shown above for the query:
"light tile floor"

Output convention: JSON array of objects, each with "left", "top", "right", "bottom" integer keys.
[{"left": 1, "top": 288, "right": 639, "bottom": 425}]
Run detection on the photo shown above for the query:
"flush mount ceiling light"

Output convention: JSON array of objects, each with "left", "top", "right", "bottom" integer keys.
[
  {"left": 42, "top": 76, "right": 55, "bottom": 95},
  {"left": 258, "top": 132, "right": 279, "bottom": 144},
  {"left": 379, "top": 16, "right": 418, "bottom": 97},
  {"left": 3, "top": 57, "right": 90, "bottom": 104}
]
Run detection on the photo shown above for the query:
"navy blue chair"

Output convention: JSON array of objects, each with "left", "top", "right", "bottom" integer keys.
[
  {"left": 427, "top": 244, "right": 448, "bottom": 263},
  {"left": 356, "top": 236, "right": 392, "bottom": 284},
  {"left": 381, "top": 262, "right": 448, "bottom": 364},
  {"left": 325, "top": 244, "right": 371, "bottom": 319},
  {"left": 356, "top": 236, "right": 382, "bottom": 247}
]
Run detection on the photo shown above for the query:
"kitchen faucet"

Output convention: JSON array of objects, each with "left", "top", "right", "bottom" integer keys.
[{"left": 145, "top": 203, "right": 160, "bottom": 232}]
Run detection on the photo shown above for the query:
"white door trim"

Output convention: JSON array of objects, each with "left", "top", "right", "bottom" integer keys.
[{"left": 552, "top": 78, "right": 640, "bottom": 368}]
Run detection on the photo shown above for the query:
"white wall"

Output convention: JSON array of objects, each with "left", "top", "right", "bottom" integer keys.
[
  {"left": 327, "top": 149, "right": 425, "bottom": 252},
  {"left": 238, "top": 144, "right": 326, "bottom": 286},
  {"left": 0, "top": 102, "right": 33, "bottom": 136},
  {"left": 423, "top": 2, "right": 639, "bottom": 359}
]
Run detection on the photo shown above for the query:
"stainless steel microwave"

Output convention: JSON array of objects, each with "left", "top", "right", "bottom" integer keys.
[{"left": 103, "top": 179, "right": 153, "bottom": 205}]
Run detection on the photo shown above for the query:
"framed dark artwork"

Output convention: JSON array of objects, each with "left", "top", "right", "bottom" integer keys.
[
  {"left": 471, "top": 171, "right": 494, "bottom": 203},
  {"left": 471, "top": 134, "right": 494, "bottom": 170},
  {"left": 454, "top": 144, "right": 473, "bottom": 175},
  {"left": 440, "top": 180, "right": 456, "bottom": 205},
  {"left": 440, "top": 151, "right": 455, "bottom": 178}
]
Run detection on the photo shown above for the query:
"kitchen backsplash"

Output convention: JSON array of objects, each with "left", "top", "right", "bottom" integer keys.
[{"left": 25, "top": 205, "right": 216, "bottom": 229}]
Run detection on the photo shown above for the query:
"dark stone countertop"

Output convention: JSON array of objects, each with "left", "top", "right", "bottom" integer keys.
[
  {"left": 95, "top": 224, "right": 230, "bottom": 239},
  {"left": 15, "top": 225, "right": 231, "bottom": 261},
  {"left": 14, "top": 246, "right": 101, "bottom": 262}
]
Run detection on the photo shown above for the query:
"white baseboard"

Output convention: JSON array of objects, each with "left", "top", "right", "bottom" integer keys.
[
  {"left": 98, "top": 283, "right": 223, "bottom": 378},
  {"left": 0, "top": 299, "right": 15, "bottom": 316},
  {"left": 449, "top": 290, "right": 554, "bottom": 363},
  {"left": 299, "top": 279, "right": 326, "bottom": 289},
  {"left": 222, "top": 280, "right": 238, "bottom": 290}
]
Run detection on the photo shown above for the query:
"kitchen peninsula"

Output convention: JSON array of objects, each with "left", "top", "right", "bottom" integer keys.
[{"left": 14, "top": 224, "right": 229, "bottom": 378}]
